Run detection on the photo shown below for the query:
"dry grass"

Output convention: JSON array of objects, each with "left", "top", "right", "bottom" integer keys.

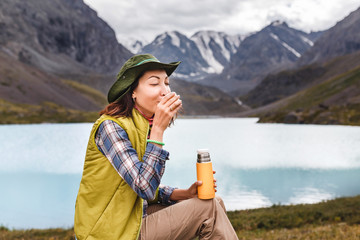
[
  {"left": 62, "top": 79, "right": 108, "bottom": 106},
  {"left": 0, "top": 98, "right": 99, "bottom": 124},
  {"left": 237, "top": 223, "right": 360, "bottom": 240},
  {"left": 1, "top": 196, "right": 359, "bottom": 239},
  {"left": 0, "top": 228, "right": 75, "bottom": 240},
  {"left": 1, "top": 224, "right": 359, "bottom": 240}
]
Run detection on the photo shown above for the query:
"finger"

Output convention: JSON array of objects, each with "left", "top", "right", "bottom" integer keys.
[
  {"left": 196, "top": 181, "right": 203, "bottom": 186},
  {"left": 166, "top": 94, "right": 181, "bottom": 108},
  {"left": 171, "top": 99, "right": 182, "bottom": 112},
  {"left": 160, "top": 92, "right": 176, "bottom": 104},
  {"left": 163, "top": 92, "right": 179, "bottom": 106}
]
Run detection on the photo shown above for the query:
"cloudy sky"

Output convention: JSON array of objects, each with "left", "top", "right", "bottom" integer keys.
[{"left": 84, "top": 0, "right": 360, "bottom": 45}]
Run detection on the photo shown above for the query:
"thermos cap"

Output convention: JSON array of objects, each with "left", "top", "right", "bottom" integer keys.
[{"left": 197, "top": 149, "right": 211, "bottom": 163}]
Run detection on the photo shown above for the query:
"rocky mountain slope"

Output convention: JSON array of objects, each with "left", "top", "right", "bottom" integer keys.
[
  {"left": 242, "top": 64, "right": 327, "bottom": 108},
  {"left": 0, "top": 0, "right": 132, "bottom": 75},
  {"left": 0, "top": 49, "right": 109, "bottom": 112},
  {"left": 298, "top": 7, "right": 360, "bottom": 66},
  {"left": 236, "top": 7, "right": 360, "bottom": 125},
  {"left": 255, "top": 54, "right": 360, "bottom": 125},
  {"left": 0, "top": 0, "right": 132, "bottom": 113},
  {"left": 170, "top": 78, "right": 248, "bottom": 115},
  {"left": 240, "top": 50, "right": 360, "bottom": 110}
]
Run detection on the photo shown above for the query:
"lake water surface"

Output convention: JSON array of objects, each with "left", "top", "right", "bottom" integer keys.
[{"left": 1, "top": 118, "right": 360, "bottom": 229}]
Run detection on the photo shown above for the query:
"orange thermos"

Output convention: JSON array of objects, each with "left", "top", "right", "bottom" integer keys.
[{"left": 196, "top": 149, "right": 215, "bottom": 199}]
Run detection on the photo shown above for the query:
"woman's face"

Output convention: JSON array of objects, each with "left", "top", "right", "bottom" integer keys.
[{"left": 133, "top": 69, "right": 171, "bottom": 117}]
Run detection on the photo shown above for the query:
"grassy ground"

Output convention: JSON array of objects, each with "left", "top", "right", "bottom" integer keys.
[
  {"left": 1, "top": 195, "right": 359, "bottom": 239},
  {"left": 1, "top": 224, "right": 359, "bottom": 239},
  {"left": 0, "top": 98, "right": 99, "bottom": 124},
  {"left": 236, "top": 223, "right": 360, "bottom": 239},
  {"left": 229, "top": 195, "right": 360, "bottom": 239}
]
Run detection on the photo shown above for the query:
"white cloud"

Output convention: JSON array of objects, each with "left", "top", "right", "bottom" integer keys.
[{"left": 84, "top": 0, "right": 360, "bottom": 43}]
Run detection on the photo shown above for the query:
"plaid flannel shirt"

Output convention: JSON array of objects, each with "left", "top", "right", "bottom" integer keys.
[{"left": 95, "top": 120, "right": 176, "bottom": 216}]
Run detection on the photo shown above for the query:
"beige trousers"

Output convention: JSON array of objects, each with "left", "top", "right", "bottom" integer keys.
[{"left": 140, "top": 196, "right": 238, "bottom": 240}]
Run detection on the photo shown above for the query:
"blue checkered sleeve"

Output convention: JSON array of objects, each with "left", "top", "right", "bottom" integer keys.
[
  {"left": 95, "top": 120, "right": 170, "bottom": 201},
  {"left": 158, "top": 185, "right": 176, "bottom": 205}
]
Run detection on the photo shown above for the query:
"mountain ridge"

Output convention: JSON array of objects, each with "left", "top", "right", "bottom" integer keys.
[
  {"left": 235, "top": 7, "right": 360, "bottom": 125},
  {"left": 135, "top": 21, "right": 323, "bottom": 96},
  {"left": 206, "top": 21, "right": 320, "bottom": 95},
  {"left": 0, "top": 0, "right": 132, "bottom": 75},
  {"left": 140, "top": 30, "right": 243, "bottom": 80},
  {"left": 232, "top": 51, "right": 360, "bottom": 126},
  {"left": 298, "top": 7, "right": 360, "bottom": 66}
]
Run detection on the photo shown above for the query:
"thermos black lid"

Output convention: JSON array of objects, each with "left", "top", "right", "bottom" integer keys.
[{"left": 197, "top": 149, "right": 211, "bottom": 163}]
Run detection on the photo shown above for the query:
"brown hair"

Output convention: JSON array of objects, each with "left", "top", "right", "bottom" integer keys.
[{"left": 99, "top": 76, "right": 140, "bottom": 118}]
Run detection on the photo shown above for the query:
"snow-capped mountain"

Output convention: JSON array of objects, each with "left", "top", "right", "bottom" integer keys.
[
  {"left": 140, "top": 30, "right": 243, "bottom": 80},
  {"left": 204, "top": 21, "right": 321, "bottom": 95},
  {"left": 132, "top": 23, "right": 322, "bottom": 95}
]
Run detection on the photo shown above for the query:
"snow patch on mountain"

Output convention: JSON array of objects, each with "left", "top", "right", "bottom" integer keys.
[
  {"left": 155, "top": 34, "right": 167, "bottom": 45},
  {"left": 227, "top": 34, "right": 243, "bottom": 53},
  {"left": 300, "top": 35, "right": 314, "bottom": 47},
  {"left": 270, "top": 33, "right": 301, "bottom": 58},
  {"left": 120, "top": 37, "right": 147, "bottom": 54},
  {"left": 191, "top": 31, "right": 242, "bottom": 73},
  {"left": 168, "top": 31, "right": 181, "bottom": 48},
  {"left": 191, "top": 32, "right": 224, "bottom": 73}
]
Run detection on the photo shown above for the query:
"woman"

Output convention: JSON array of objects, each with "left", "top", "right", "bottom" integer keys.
[{"left": 74, "top": 54, "right": 238, "bottom": 240}]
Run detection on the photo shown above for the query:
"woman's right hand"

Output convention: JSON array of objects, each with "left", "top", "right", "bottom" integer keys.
[
  {"left": 152, "top": 92, "right": 182, "bottom": 132},
  {"left": 148, "top": 92, "right": 181, "bottom": 146}
]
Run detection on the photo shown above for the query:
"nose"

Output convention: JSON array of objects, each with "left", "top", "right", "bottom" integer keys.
[{"left": 160, "top": 83, "right": 170, "bottom": 96}]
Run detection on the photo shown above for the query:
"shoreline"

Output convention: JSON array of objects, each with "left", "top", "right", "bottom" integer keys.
[
  {"left": 1, "top": 195, "right": 359, "bottom": 237},
  {"left": 0, "top": 98, "right": 359, "bottom": 126}
]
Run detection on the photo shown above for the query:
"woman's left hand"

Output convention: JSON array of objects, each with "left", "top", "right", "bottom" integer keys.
[
  {"left": 187, "top": 181, "right": 203, "bottom": 198},
  {"left": 170, "top": 171, "right": 217, "bottom": 201},
  {"left": 187, "top": 170, "right": 217, "bottom": 198}
]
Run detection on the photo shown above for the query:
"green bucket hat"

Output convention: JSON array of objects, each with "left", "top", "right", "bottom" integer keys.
[{"left": 107, "top": 54, "right": 181, "bottom": 103}]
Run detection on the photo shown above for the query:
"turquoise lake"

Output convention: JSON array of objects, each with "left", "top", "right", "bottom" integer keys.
[{"left": 1, "top": 118, "right": 360, "bottom": 229}]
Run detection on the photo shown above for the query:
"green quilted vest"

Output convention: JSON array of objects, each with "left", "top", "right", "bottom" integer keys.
[{"left": 74, "top": 108, "right": 149, "bottom": 240}]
